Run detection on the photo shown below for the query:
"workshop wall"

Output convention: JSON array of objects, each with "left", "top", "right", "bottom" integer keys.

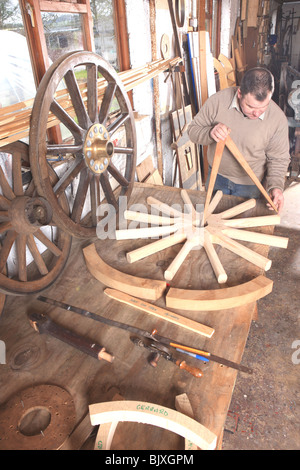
[
  {"left": 124, "top": 0, "right": 239, "bottom": 186},
  {"left": 282, "top": 2, "right": 300, "bottom": 70}
]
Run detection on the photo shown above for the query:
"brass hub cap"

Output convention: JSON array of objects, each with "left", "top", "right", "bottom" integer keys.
[{"left": 84, "top": 124, "right": 114, "bottom": 174}]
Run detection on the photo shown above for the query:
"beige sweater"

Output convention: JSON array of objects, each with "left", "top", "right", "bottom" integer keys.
[{"left": 187, "top": 87, "right": 290, "bottom": 191}]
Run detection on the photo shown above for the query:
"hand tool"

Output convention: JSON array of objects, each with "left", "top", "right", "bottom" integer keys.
[
  {"left": 169, "top": 342, "right": 253, "bottom": 374},
  {"left": 130, "top": 336, "right": 203, "bottom": 378},
  {"left": 29, "top": 312, "right": 114, "bottom": 363},
  {"left": 37, "top": 296, "right": 253, "bottom": 374}
]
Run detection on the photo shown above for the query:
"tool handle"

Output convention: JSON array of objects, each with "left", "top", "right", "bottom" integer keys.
[
  {"left": 175, "top": 360, "right": 203, "bottom": 378},
  {"left": 98, "top": 348, "right": 114, "bottom": 363},
  {"left": 29, "top": 313, "right": 114, "bottom": 363}
]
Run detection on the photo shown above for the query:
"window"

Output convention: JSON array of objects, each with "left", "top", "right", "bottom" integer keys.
[
  {"left": 42, "top": 11, "right": 85, "bottom": 63},
  {"left": 92, "top": 0, "right": 119, "bottom": 71},
  {"left": 0, "top": 0, "right": 36, "bottom": 107}
]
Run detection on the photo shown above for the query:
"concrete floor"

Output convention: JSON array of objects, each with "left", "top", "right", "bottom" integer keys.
[{"left": 222, "top": 182, "right": 300, "bottom": 450}]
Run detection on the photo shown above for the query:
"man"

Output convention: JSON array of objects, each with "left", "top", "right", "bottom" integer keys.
[{"left": 187, "top": 67, "right": 290, "bottom": 213}]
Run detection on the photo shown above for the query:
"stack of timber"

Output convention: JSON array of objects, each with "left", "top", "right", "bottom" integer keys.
[
  {"left": 187, "top": 31, "right": 216, "bottom": 113},
  {"left": 233, "top": 0, "right": 271, "bottom": 78},
  {"left": 0, "top": 57, "right": 180, "bottom": 148}
]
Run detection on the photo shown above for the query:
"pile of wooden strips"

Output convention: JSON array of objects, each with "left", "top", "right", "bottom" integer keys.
[{"left": 0, "top": 57, "right": 180, "bottom": 148}]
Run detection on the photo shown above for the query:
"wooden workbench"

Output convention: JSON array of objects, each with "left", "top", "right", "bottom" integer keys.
[{"left": 0, "top": 183, "right": 275, "bottom": 450}]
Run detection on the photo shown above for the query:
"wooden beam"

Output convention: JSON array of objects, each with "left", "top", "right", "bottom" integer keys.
[{"left": 104, "top": 288, "right": 215, "bottom": 338}]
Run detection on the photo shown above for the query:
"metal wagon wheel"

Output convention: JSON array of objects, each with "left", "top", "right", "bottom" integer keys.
[
  {"left": 29, "top": 51, "right": 137, "bottom": 239},
  {"left": 0, "top": 141, "right": 72, "bottom": 295}
]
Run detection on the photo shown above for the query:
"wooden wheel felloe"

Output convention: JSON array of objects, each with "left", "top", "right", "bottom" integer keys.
[
  {"left": 29, "top": 51, "right": 137, "bottom": 239},
  {"left": 0, "top": 142, "right": 71, "bottom": 295}
]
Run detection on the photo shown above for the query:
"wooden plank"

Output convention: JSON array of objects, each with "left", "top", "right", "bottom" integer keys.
[
  {"left": 247, "top": 0, "right": 259, "bottom": 28},
  {"left": 170, "top": 105, "right": 201, "bottom": 190},
  {"left": 104, "top": 288, "right": 215, "bottom": 338},
  {"left": 136, "top": 155, "right": 155, "bottom": 183}
]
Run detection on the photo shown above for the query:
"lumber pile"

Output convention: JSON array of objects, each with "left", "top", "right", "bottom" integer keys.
[
  {"left": 0, "top": 57, "right": 180, "bottom": 148},
  {"left": 232, "top": 0, "right": 271, "bottom": 82}
]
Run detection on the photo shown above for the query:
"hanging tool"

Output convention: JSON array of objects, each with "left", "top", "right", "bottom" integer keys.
[
  {"left": 29, "top": 312, "right": 114, "bottom": 363},
  {"left": 37, "top": 296, "right": 253, "bottom": 374},
  {"left": 167, "top": 0, "right": 190, "bottom": 106},
  {"left": 130, "top": 336, "right": 203, "bottom": 378}
]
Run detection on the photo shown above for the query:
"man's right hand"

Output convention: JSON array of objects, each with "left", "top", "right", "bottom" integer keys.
[{"left": 210, "top": 123, "right": 231, "bottom": 142}]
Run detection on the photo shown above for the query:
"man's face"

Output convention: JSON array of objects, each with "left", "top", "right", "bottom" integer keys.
[{"left": 237, "top": 89, "right": 272, "bottom": 120}]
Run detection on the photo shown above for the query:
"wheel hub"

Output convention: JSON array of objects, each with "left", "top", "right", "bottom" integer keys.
[
  {"left": 84, "top": 124, "right": 114, "bottom": 174},
  {"left": 9, "top": 196, "right": 53, "bottom": 234}
]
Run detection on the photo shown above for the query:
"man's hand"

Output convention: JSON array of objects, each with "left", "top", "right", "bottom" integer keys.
[
  {"left": 210, "top": 123, "right": 231, "bottom": 142},
  {"left": 268, "top": 188, "right": 284, "bottom": 213}
]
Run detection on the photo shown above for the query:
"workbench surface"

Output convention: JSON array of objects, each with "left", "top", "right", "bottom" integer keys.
[{"left": 0, "top": 183, "right": 275, "bottom": 450}]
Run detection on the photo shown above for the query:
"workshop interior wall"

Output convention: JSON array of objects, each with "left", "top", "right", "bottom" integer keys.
[
  {"left": 282, "top": 2, "right": 300, "bottom": 70},
  {"left": 124, "top": 0, "right": 238, "bottom": 186}
]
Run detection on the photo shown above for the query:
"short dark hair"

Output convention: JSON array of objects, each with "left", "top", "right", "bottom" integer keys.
[{"left": 239, "top": 67, "right": 274, "bottom": 101}]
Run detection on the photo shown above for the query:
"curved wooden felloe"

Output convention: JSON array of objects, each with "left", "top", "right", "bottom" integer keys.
[
  {"left": 165, "top": 275, "right": 273, "bottom": 311},
  {"left": 89, "top": 400, "right": 217, "bottom": 450},
  {"left": 83, "top": 244, "right": 274, "bottom": 311},
  {"left": 83, "top": 243, "right": 166, "bottom": 301}
]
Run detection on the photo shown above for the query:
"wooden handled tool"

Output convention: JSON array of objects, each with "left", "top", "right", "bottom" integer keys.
[
  {"left": 29, "top": 312, "right": 114, "bottom": 363},
  {"left": 37, "top": 296, "right": 251, "bottom": 374},
  {"left": 130, "top": 336, "right": 203, "bottom": 378}
]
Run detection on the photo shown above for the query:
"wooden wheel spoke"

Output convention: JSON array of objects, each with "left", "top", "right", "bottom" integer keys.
[
  {"left": 212, "top": 231, "right": 272, "bottom": 271},
  {"left": 100, "top": 171, "right": 118, "bottom": 209},
  {"left": 0, "top": 221, "right": 12, "bottom": 234},
  {"left": 50, "top": 99, "right": 84, "bottom": 138},
  {"left": 34, "top": 229, "right": 63, "bottom": 257},
  {"left": 53, "top": 156, "right": 86, "bottom": 198},
  {"left": 99, "top": 81, "right": 117, "bottom": 126},
  {"left": 89, "top": 175, "right": 101, "bottom": 226},
  {"left": 71, "top": 168, "right": 93, "bottom": 223},
  {"left": 12, "top": 152, "right": 23, "bottom": 196},
  {"left": 16, "top": 233, "right": 27, "bottom": 281},
  {"left": 0, "top": 166, "right": 15, "bottom": 200},
  {"left": 107, "top": 162, "right": 130, "bottom": 187},
  {"left": 0, "top": 211, "right": 9, "bottom": 220},
  {"left": 64, "top": 69, "right": 90, "bottom": 129},
  {"left": 0, "top": 195, "right": 11, "bottom": 210},
  {"left": 107, "top": 113, "right": 129, "bottom": 136},
  {"left": 87, "top": 63, "right": 98, "bottom": 123},
  {"left": 0, "top": 230, "right": 17, "bottom": 273},
  {"left": 47, "top": 143, "right": 83, "bottom": 156},
  {"left": 27, "top": 234, "right": 49, "bottom": 275}
]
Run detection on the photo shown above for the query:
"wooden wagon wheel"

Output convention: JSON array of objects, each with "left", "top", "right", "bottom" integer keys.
[
  {"left": 0, "top": 141, "right": 71, "bottom": 295},
  {"left": 29, "top": 51, "right": 137, "bottom": 239}
]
